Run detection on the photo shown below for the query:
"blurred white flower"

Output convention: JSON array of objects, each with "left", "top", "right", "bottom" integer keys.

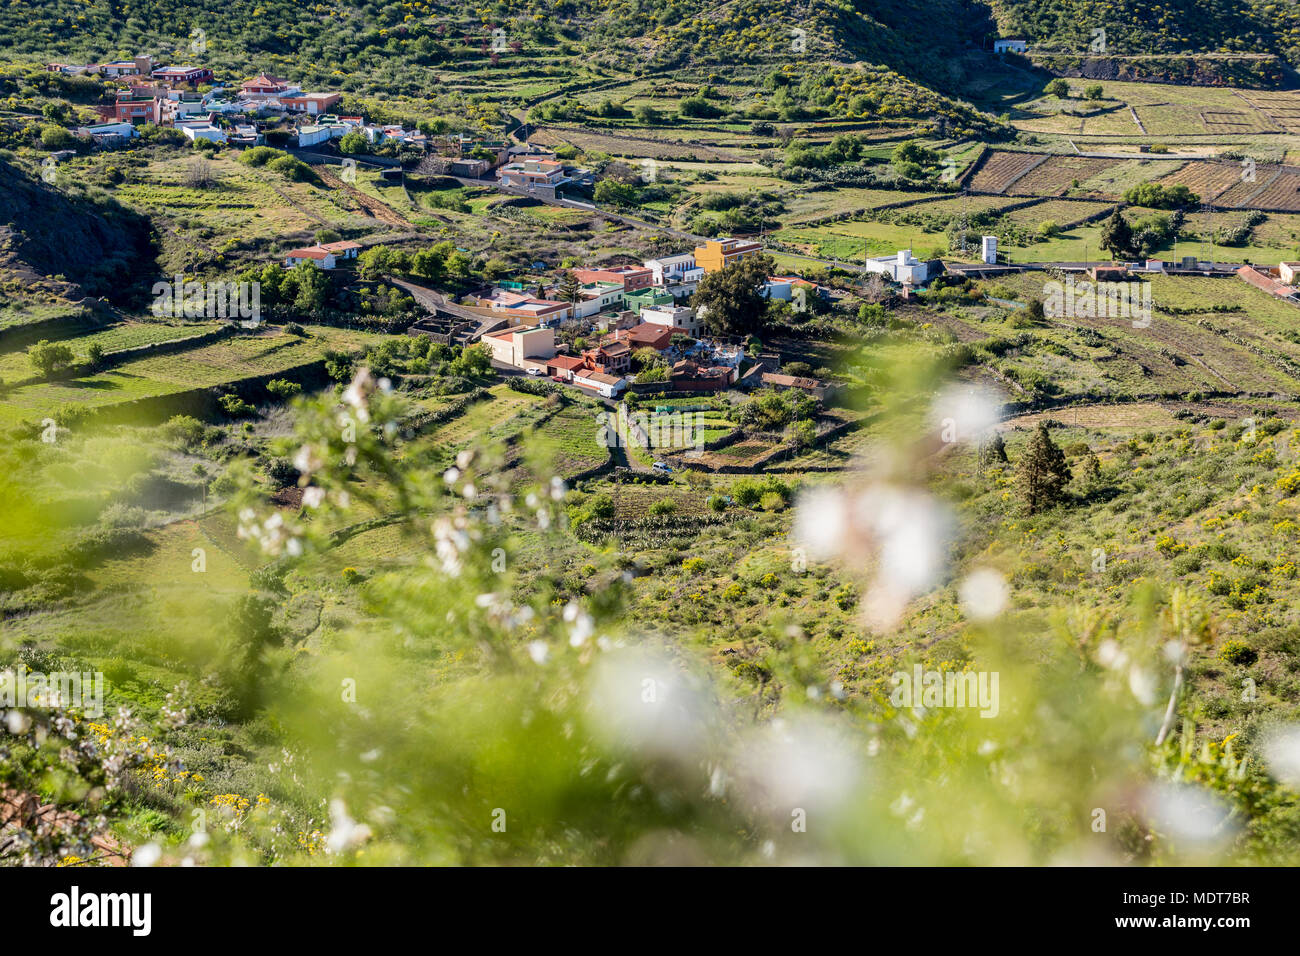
[
  {"left": 1128, "top": 667, "right": 1157, "bottom": 706},
  {"left": 587, "top": 649, "right": 717, "bottom": 760},
  {"left": 931, "top": 383, "right": 1003, "bottom": 444},
  {"left": 527, "top": 641, "right": 549, "bottom": 665},
  {"left": 959, "top": 568, "right": 1009, "bottom": 620},
  {"left": 326, "top": 798, "right": 371, "bottom": 854},
  {"left": 734, "top": 715, "right": 862, "bottom": 817},
  {"left": 857, "top": 486, "right": 952, "bottom": 630},
  {"left": 341, "top": 369, "right": 374, "bottom": 422},
  {"left": 1145, "top": 783, "right": 1235, "bottom": 847},
  {"left": 132, "top": 842, "right": 161, "bottom": 867},
  {"left": 1262, "top": 725, "right": 1300, "bottom": 786},
  {"left": 792, "top": 485, "right": 850, "bottom": 561},
  {"left": 302, "top": 486, "right": 325, "bottom": 509}
]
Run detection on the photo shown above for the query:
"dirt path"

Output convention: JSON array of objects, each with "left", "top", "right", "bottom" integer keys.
[{"left": 312, "top": 165, "right": 411, "bottom": 227}]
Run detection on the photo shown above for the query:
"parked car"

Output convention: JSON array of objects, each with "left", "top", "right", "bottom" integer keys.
[
  {"left": 652, "top": 461, "right": 672, "bottom": 473},
  {"left": 526, "top": 366, "right": 542, "bottom": 376}
]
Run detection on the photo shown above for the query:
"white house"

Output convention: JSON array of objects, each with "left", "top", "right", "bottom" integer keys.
[
  {"left": 571, "top": 281, "right": 625, "bottom": 319},
  {"left": 863, "top": 249, "right": 934, "bottom": 285},
  {"left": 284, "top": 247, "right": 337, "bottom": 269},
  {"left": 645, "top": 253, "right": 703, "bottom": 289},
  {"left": 993, "top": 39, "right": 1029, "bottom": 54},
  {"left": 642, "top": 305, "right": 700, "bottom": 337},
  {"left": 180, "top": 123, "right": 227, "bottom": 144},
  {"left": 573, "top": 369, "right": 626, "bottom": 398},
  {"left": 709, "top": 344, "right": 745, "bottom": 367},
  {"left": 76, "top": 122, "right": 136, "bottom": 139},
  {"left": 297, "top": 125, "right": 332, "bottom": 148}
]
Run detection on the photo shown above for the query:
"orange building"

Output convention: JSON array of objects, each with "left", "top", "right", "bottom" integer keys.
[{"left": 693, "top": 237, "right": 762, "bottom": 273}]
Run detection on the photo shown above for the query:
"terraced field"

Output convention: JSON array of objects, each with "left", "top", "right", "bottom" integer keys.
[
  {"left": 1155, "top": 161, "right": 1246, "bottom": 202},
  {"left": 0, "top": 326, "right": 383, "bottom": 425},
  {"left": 423, "top": 384, "right": 547, "bottom": 447},
  {"left": 1002, "top": 198, "right": 1113, "bottom": 228},
  {"left": 963, "top": 272, "right": 1300, "bottom": 400},
  {"left": 1216, "top": 167, "right": 1300, "bottom": 211},
  {"left": 520, "top": 401, "right": 610, "bottom": 479},
  {"left": 0, "top": 321, "right": 222, "bottom": 382},
  {"left": 1009, "top": 155, "right": 1116, "bottom": 197},
  {"left": 1074, "top": 158, "right": 1184, "bottom": 198},
  {"left": 969, "top": 151, "right": 1047, "bottom": 193}
]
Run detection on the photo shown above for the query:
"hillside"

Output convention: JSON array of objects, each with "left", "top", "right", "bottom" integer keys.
[
  {"left": 992, "top": 0, "right": 1300, "bottom": 67},
  {"left": 0, "top": 154, "right": 155, "bottom": 305},
  {"left": 0, "top": 0, "right": 995, "bottom": 94}
]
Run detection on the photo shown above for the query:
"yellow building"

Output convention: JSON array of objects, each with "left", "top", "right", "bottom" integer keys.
[{"left": 693, "top": 237, "right": 762, "bottom": 273}]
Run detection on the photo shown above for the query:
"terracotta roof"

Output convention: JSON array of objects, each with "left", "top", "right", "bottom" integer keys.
[
  {"left": 285, "top": 247, "right": 331, "bottom": 259},
  {"left": 318, "top": 240, "right": 362, "bottom": 252},
  {"left": 762, "top": 372, "right": 822, "bottom": 390}
]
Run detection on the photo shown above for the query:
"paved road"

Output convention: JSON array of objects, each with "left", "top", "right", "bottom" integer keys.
[{"left": 388, "top": 277, "right": 494, "bottom": 325}]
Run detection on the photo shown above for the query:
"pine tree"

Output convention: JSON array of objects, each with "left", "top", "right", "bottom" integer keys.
[
  {"left": 977, "top": 431, "right": 1008, "bottom": 475},
  {"left": 1016, "top": 423, "right": 1072, "bottom": 513},
  {"left": 1076, "top": 450, "right": 1103, "bottom": 495},
  {"left": 556, "top": 270, "right": 582, "bottom": 308}
]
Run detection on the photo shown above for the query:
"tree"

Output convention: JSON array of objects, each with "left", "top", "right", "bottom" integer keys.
[
  {"left": 555, "top": 270, "right": 582, "bottom": 309},
  {"left": 359, "top": 245, "right": 394, "bottom": 280},
  {"left": 290, "top": 261, "right": 330, "bottom": 312},
  {"left": 1099, "top": 209, "right": 1135, "bottom": 259},
  {"left": 1123, "top": 182, "right": 1198, "bottom": 210},
  {"left": 1016, "top": 423, "right": 1072, "bottom": 513},
  {"left": 594, "top": 179, "right": 638, "bottom": 205},
  {"left": 1044, "top": 79, "right": 1071, "bottom": 99},
  {"left": 86, "top": 343, "right": 105, "bottom": 369},
  {"left": 693, "top": 254, "right": 775, "bottom": 337},
  {"left": 978, "top": 431, "right": 1008, "bottom": 474},
  {"left": 40, "top": 124, "right": 73, "bottom": 150},
  {"left": 28, "top": 340, "right": 75, "bottom": 376},
  {"left": 452, "top": 343, "right": 491, "bottom": 377},
  {"left": 1084, "top": 84, "right": 1104, "bottom": 100},
  {"left": 339, "top": 131, "right": 369, "bottom": 154},
  {"left": 785, "top": 419, "right": 817, "bottom": 449},
  {"left": 184, "top": 157, "right": 214, "bottom": 188}
]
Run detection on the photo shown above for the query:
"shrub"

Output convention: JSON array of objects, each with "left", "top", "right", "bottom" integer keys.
[
  {"left": 1218, "top": 640, "right": 1258, "bottom": 667},
  {"left": 266, "top": 378, "right": 302, "bottom": 399},
  {"left": 649, "top": 498, "right": 677, "bottom": 516},
  {"left": 218, "top": 394, "right": 255, "bottom": 418}
]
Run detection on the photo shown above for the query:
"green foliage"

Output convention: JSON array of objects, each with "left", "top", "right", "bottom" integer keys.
[
  {"left": 27, "top": 339, "right": 75, "bottom": 376},
  {"left": 1123, "top": 182, "right": 1199, "bottom": 210},
  {"left": 1016, "top": 423, "right": 1072, "bottom": 513},
  {"left": 693, "top": 254, "right": 776, "bottom": 337},
  {"left": 266, "top": 378, "right": 302, "bottom": 400}
]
